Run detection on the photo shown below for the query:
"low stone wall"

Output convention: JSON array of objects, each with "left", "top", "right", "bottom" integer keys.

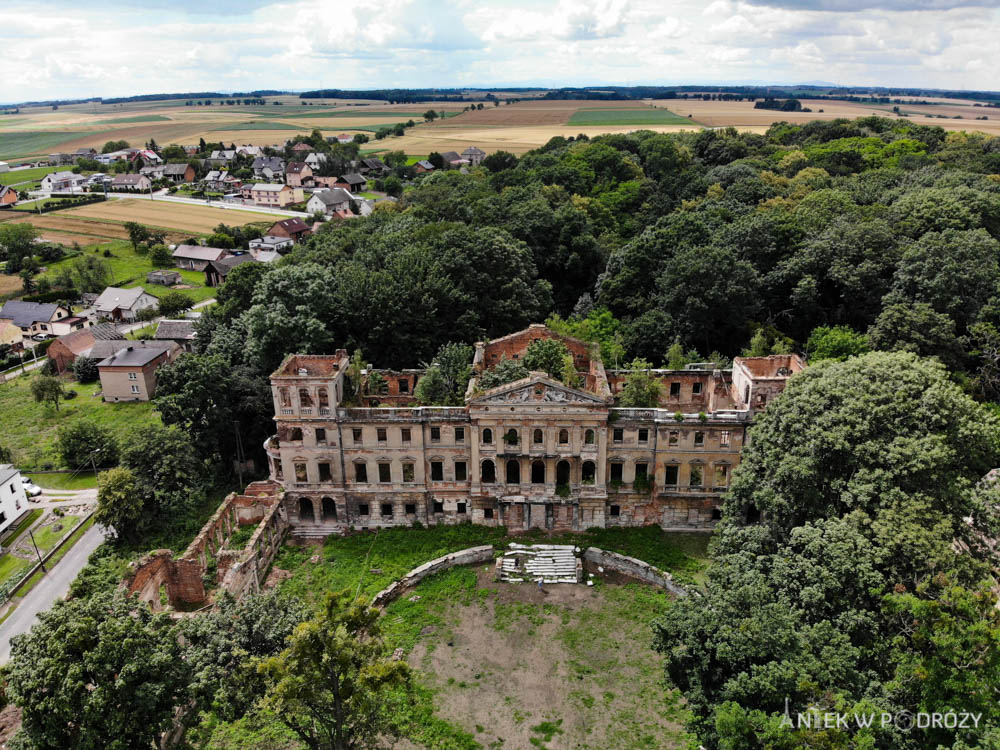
[
  {"left": 123, "top": 481, "right": 289, "bottom": 610},
  {"left": 371, "top": 545, "right": 495, "bottom": 607},
  {"left": 583, "top": 547, "right": 687, "bottom": 597}
]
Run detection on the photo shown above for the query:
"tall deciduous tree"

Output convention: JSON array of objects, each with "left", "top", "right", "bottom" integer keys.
[
  {"left": 30, "top": 375, "right": 65, "bottom": 411},
  {"left": 258, "top": 592, "right": 412, "bottom": 750}
]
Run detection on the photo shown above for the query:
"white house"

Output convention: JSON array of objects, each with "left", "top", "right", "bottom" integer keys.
[
  {"left": 0, "top": 465, "right": 27, "bottom": 538},
  {"left": 40, "top": 171, "right": 87, "bottom": 192},
  {"left": 93, "top": 286, "right": 159, "bottom": 323},
  {"left": 306, "top": 187, "right": 354, "bottom": 216}
]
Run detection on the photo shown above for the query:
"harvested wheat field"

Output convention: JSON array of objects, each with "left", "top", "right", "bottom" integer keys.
[{"left": 61, "top": 199, "right": 276, "bottom": 234}]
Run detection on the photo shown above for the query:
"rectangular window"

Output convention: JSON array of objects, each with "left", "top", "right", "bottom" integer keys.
[
  {"left": 377, "top": 428, "right": 387, "bottom": 443},
  {"left": 613, "top": 428, "right": 623, "bottom": 444},
  {"left": 378, "top": 463, "right": 391, "bottom": 483},
  {"left": 318, "top": 462, "right": 332, "bottom": 481},
  {"left": 715, "top": 465, "right": 729, "bottom": 487},
  {"left": 610, "top": 463, "right": 623, "bottom": 482},
  {"left": 401, "top": 428, "right": 411, "bottom": 443},
  {"left": 402, "top": 463, "right": 414, "bottom": 482},
  {"left": 635, "top": 462, "right": 648, "bottom": 479},
  {"left": 315, "top": 428, "right": 326, "bottom": 444},
  {"left": 457, "top": 502, "right": 467, "bottom": 514},
  {"left": 609, "top": 504, "right": 620, "bottom": 517},
  {"left": 638, "top": 428, "right": 649, "bottom": 443},
  {"left": 484, "top": 507, "right": 494, "bottom": 519},
  {"left": 294, "top": 462, "right": 307, "bottom": 482},
  {"left": 352, "top": 428, "right": 362, "bottom": 443},
  {"left": 720, "top": 431, "right": 731, "bottom": 447},
  {"left": 431, "top": 461, "right": 443, "bottom": 481},
  {"left": 670, "top": 382, "right": 681, "bottom": 397},
  {"left": 354, "top": 463, "right": 368, "bottom": 483},
  {"left": 405, "top": 503, "right": 416, "bottom": 515},
  {"left": 455, "top": 461, "right": 467, "bottom": 481},
  {"left": 433, "top": 500, "right": 444, "bottom": 513},
  {"left": 692, "top": 382, "right": 703, "bottom": 395},
  {"left": 131, "top": 385, "right": 140, "bottom": 394},
  {"left": 668, "top": 431, "right": 679, "bottom": 446},
  {"left": 430, "top": 426, "right": 441, "bottom": 443},
  {"left": 398, "top": 379, "right": 409, "bottom": 393},
  {"left": 455, "top": 427, "right": 465, "bottom": 442},
  {"left": 664, "top": 465, "right": 679, "bottom": 485},
  {"left": 690, "top": 465, "right": 703, "bottom": 487},
  {"left": 381, "top": 503, "right": 393, "bottom": 517},
  {"left": 128, "top": 372, "right": 137, "bottom": 380},
  {"left": 358, "top": 503, "right": 370, "bottom": 516},
  {"left": 694, "top": 431, "right": 705, "bottom": 447}
]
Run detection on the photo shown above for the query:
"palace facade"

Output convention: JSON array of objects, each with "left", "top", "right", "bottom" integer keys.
[{"left": 264, "top": 324, "right": 804, "bottom": 537}]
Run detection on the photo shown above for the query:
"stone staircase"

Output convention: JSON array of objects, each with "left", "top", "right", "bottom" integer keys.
[
  {"left": 290, "top": 524, "right": 344, "bottom": 540},
  {"left": 497, "top": 543, "right": 581, "bottom": 584}
]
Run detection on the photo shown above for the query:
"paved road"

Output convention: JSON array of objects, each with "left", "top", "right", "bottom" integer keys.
[{"left": 0, "top": 521, "right": 106, "bottom": 662}]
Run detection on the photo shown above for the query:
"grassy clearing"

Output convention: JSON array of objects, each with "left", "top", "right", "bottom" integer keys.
[
  {"left": 0, "top": 374, "right": 160, "bottom": 469},
  {"left": 276, "top": 523, "right": 709, "bottom": 610},
  {"left": 0, "top": 131, "right": 92, "bottom": 160},
  {"left": 27, "top": 472, "right": 98, "bottom": 490},
  {"left": 0, "top": 165, "right": 62, "bottom": 186},
  {"left": 31, "top": 515, "right": 81, "bottom": 553},
  {"left": 567, "top": 108, "right": 694, "bottom": 126},
  {"left": 0, "top": 554, "right": 33, "bottom": 588}
]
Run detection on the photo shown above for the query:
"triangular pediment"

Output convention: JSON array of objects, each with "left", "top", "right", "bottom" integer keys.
[{"left": 471, "top": 373, "right": 606, "bottom": 405}]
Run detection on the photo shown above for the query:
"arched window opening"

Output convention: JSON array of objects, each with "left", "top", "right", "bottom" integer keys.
[
  {"left": 558, "top": 429, "right": 569, "bottom": 444},
  {"left": 533, "top": 429, "right": 543, "bottom": 444},
  {"left": 585, "top": 429, "right": 595, "bottom": 444},
  {"left": 290, "top": 428, "right": 303, "bottom": 441},
  {"left": 481, "top": 460, "right": 496, "bottom": 483},
  {"left": 298, "top": 388, "right": 312, "bottom": 407},
  {"left": 482, "top": 428, "right": 493, "bottom": 444},
  {"left": 322, "top": 497, "right": 337, "bottom": 521},
  {"left": 556, "top": 460, "right": 570, "bottom": 486},
  {"left": 506, "top": 460, "right": 521, "bottom": 484},
  {"left": 298, "top": 497, "right": 315, "bottom": 522},
  {"left": 582, "top": 461, "right": 596, "bottom": 483},
  {"left": 531, "top": 460, "right": 545, "bottom": 484}
]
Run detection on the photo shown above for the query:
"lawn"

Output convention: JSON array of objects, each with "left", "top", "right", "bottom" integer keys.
[
  {"left": 31, "top": 515, "right": 81, "bottom": 553},
  {"left": 38, "top": 240, "right": 217, "bottom": 303},
  {"left": 567, "top": 108, "right": 695, "bottom": 126},
  {"left": 27, "top": 472, "right": 98, "bottom": 490},
  {"left": 0, "top": 131, "right": 91, "bottom": 160},
  {"left": 0, "top": 375, "right": 160, "bottom": 469},
  {"left": 0, "top": 165, "right": 62, "bottom": 186},
  {"left": 0, "top": 555, "right": 33, "bottom": 589}
]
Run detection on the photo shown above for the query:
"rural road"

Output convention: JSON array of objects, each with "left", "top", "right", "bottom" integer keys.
[{"left": 0, "top": 520, "right": 107, "bottom": 663}]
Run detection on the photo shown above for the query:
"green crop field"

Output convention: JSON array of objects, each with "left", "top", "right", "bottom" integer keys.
[
  {"left": 96, "top": 114, "right": 171, "bottom": 124},
  {"left": 212, "top": 120, "right": 306, "bottom": 131},
  {"left": 0, "top": 165, "right": 62, "bottom": 186},
  {"left": 567, "top": 108, "right": 695, "bottom": 126},
  {"left": 0, "top": 131, "right": 93, "bottom": 160},
  {"left": 0, "top": 374, "right": 161, "bottom": 470}
]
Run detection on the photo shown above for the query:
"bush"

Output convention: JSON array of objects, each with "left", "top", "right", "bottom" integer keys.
[
  {"left": 56, "top": 421, "right": 119, "bottom": 470},
  {"left": 71, "top": 356, "right": 99, "bottom": 383},
  {"left": 63, "top": 390, "right": 77, "bottom": 400}
]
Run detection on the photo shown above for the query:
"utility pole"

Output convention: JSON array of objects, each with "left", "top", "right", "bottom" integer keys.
[{"left": 28, "top": 528, "right": 46, "bottom": 572}]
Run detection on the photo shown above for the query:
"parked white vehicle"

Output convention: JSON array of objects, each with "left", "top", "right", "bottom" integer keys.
[{"left": 21, "top": 476, "right": 42, "bottom": 497}]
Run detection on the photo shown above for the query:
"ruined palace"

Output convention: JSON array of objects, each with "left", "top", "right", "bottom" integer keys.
[{"left": 264, "top": 324, "right": 804, "bottom": 536}]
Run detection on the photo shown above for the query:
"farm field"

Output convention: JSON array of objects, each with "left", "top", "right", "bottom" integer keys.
[
  {"left": 62, "top": 198, "right": 277, "bottom": 233},
  {"left": 568, "top": 107, "right": 695, "bottom": 126},
  {"left": 0, "top": 131, "right": 91, "bottom": 160},
  {"left": 0, "top": 375, "right": 160, "bottom": 470},
  {"left": 0, "top": 165, "right": 61, "bottom": 186}
]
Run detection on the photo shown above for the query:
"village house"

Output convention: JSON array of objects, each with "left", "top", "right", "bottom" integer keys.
[
  {"left": 47, "top": 153, "right": 73, "bottom": 166},
  {"left": 0, "top": 464, "right": 27, "bottom": 537},
  {"left": 268, "top": 217, "right": 311, "bottom": 243},
  {"left": 111, "top": 173, "right": 152, "bottom": 192},
  {"left": 139, "top": 165, "right": 165, "bottom": 180},
  {"left": 204, "top": 254, "right": 254, "bottom": 287},
  {"left": 264, "top": 324, "right": 804, "bottom": 536},
  {"left": 162, "top": 163, "right": 195, "bottom": 183},
  {"left": 285, "top": 162, "right": 313, "bottom": 188},
  {"left": 248, "top": 235, "right": 294, "bottom": 255},
  {"left": 251, "top": 156, "right": 285, "bottom": 181},
  {"left": 290, "top": 143, "right": 312, "bottom": 155},
  {"left": 153, "top": 319, "right": 197, "bottom": 352},
  {"left": 92, "top": 286, "right": 158, "bottom": 322},
  {"left": 171, "top": 245, "right": 230, "bottom": 271},
  {"left": 97, "top": 341, "right": 179, "bottom": 402},
  {"left": 358, "top": 157, "right": 389, "bottom": 175},
  {"left": 0, "top": 301, "right": 73, "bottom": 343},
  {"left": 304, "top": 152, "right": 327, "bottom": 170},
  {"left": 415, "top": 160, "right": 435, "bottom": 174},
  {"left": 250, "top": 183, "right": 302, "bottom": 208},
  {"left": 146, "top": 269, "right": 183, "bottom": 286},
  {"left": 202, "top": 170, "right": 232, "bottom": 191},
  {"left": 236, "top": 145, "right": 262, "bottom": 158},
  {"left": 0, "top": 320, "right": 21, "bottom": 351},
  {"left": 40, "top": 171, "right": 86, "bottom": 192},
  {"left": 305, "top": 188, "right": 353, "bottom": 216},
  {"left": 0, "top": 186, "right": 17, "bottom": 208},
  {"left": 47, "top": 323, "right": 124, "bottom": 374},
  {"left": 438, "top": 151, "right": 470, "bottom": 169},
  {"left": 461, "top": 146, "right": 486, "bottom": 166},
  {"left": 334, "top": 174, "right": 366, "bottom": 192}
]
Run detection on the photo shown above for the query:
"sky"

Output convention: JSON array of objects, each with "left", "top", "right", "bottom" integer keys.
[{"left": 2, "top": 0, "right": 1000, "bottom": 102}]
